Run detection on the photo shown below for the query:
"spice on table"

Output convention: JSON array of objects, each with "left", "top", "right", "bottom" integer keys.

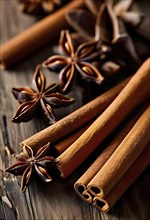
[
  {"left": 87, "top": 105, "right": 150, "bottom": 198},
  {"left": 74, "top": 107, "right": 143, "bottom": 200},
  {"left": 57, "top": 58, "right": 150, "bottom": 178},
  {"left": 85, "top": 0, "right": 143, "bottom": 36},
  {"left": 5, "top": 143, "right": 58, "bottom": 192},
  {"left": 20, "top": 78, "right": 129, "bottom": 152},
  {"left": 87, "top": 0, "right": 150, "bottom": 60},
  {"left": 5, "top": 78, "right": 129, "bottom": 193},
  {"left": 12, "top": 65, "right": 74, "bottom": 124},
  {"left": 53, "top": 121, "right": 92, "bottom": 155},
  {"left": 43, "top": 30, "right": 104, "bottom": 93},
  {"left": 67, "top": 0, "right": 147, "bottom": 72},
  {"left": 94, "top": 143, "right": 150, "bottom": 212},
  {"left": 0, "top": 0, "right": 84, "bottom": 69}
]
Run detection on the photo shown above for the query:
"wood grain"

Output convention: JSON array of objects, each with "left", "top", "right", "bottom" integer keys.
[{"left": 0, "top": 1, "right": 150, "bottom": 220}]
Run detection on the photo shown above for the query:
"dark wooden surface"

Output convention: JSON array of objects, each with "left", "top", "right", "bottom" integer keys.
[{"left": 0, "top": 1, "right": 150, "bottom": 220}]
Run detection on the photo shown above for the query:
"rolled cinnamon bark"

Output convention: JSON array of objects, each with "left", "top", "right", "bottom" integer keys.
[
  {"left": 74, "top": 107, "right": 143, "bottom": 199},
  {"left": 87, "top": 104, "right": 150, "bottom": 198},
  {"left": 57, "top": 58, "right": 150, "bottom": 178},
  {"left": 93, "top": 144, "right": 150, "bottom": 212},
  {"left": 53, "top": 122, "right": 92, "bottom": 155},
  {"left": 80, "top": 190, "right": 93, "bottom": 203},
  {"left": 0, "top": 0, "right": 84, "bottom": 69},
  {"left": 20, "top": 78, "right": 129, "bottom": 152}
]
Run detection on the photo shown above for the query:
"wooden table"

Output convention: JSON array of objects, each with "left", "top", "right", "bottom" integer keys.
[{"left": 0, "top": 1, "right": 150, "bottom": 220}]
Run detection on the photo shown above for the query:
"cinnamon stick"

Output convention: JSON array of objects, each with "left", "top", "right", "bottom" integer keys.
[
  {"left": 53, "top": 122, "right": 92, "bottom": 155},
  {"left": 0, "top": 0, "right": 84, "bottom": 69},
  {"left": 80, "top": 190, "right": 93, "bottom": 203},
  {"left": 74, "top": 107, "right": 143, "bottom": 199},
  {"left": 93, "top": 144, "right": 150, "bottom": 212},
  {"left": 87, "top": 105, "right": 150, "bottom": 198},
  {"left": 57, "top": 58, "right": 150, "bottom": 178},
  {"left": 20, "top": 78, "right": 129, "bottom": 152}
]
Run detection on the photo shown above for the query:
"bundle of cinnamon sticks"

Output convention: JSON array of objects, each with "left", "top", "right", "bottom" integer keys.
[
  {"left": 19, "top": 58, "right": 150, "bottom": 211},
  {"left": 74, "top": 106, "right": 150, "bottom": 211}
]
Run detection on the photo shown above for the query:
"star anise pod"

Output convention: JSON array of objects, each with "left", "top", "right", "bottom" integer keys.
[
  {"left": 5, "top": 143, "right": 58, "bottom": 192},
  {"left": 17, "top": 0, "right": 65, "bottom": 14},
  {"left": 65, "top": 8, "right": 121, "bottom": 75},
  {"left": 43, "top": 30, "right": 104, "bottom": 93},
  {"left": 86, "top": 0, "right": 142, "bottom": 62},
  {"left": 85, "top": 0, "right": 144, "bottom": 29},
  {"left": 66, "top": 0, "right": 143, "bottom": 72},
  {"left": 12, "top": 65, "right": 74, "bottom": 124},
  {"left": 92, "top": 0, "right": 147, "bottom": 43}
]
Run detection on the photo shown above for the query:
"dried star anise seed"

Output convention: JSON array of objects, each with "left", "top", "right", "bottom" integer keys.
[
  {"left": 12, "top": 65, "right": 74, "bottom": 124},
  {"left": 5, "top": 143, "right": 58, "bottom": 192},
  {"left": 87, "top": 0, "right": 141, "bottom": 63},
  {"left": 17, "top": 0, "right": 65, "bottom": 15},
  {"left": 43, "top": 30, "right": 104, "bottom": 93},
  {"left": 66, "top": 0, "right": 143, "bottom": 72}
]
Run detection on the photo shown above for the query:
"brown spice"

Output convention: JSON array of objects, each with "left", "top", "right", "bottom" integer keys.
[
  {"left": 87, "top": 104, "right": 150, "bottom": 198},
  {"left": 0, "top": 0, "right": 84, "bottom": 69},
  {"left": 20, "top": 78, "right": 129, "bottom": 152},
  {"left": 74, "top": 107, "right": 144, "bottom": 199},
  {"left": 93, "top": 144, "right": 150, "bottom": 212},
  {"left": 12, "top": 65, "right": 74, "bottom": 124},
  {"left": 57, "top": 58, "right": 150, "bottom": 178},
  {"left": 53, "top": 122, "right": 92, "bottom": 155}
]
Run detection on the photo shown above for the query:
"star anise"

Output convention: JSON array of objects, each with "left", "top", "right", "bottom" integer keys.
[
  {"left": 17, "top": 0, "right": 65, "bottom": 14},
  {"left": 5, "top": 143, "right": 58, "bottom": 192},
  {"left": 85, "top": 0, "right": 144, "bottom": 29},
  {"left": 12, "top": 65, "right": 74, "bottom": 124},
  {"left": 43, "top": 30, "right": 104, "bottom": 93},
  {"left": 86, "top": 0, "right": 142, "bottom": 62},
  {"left": 65, "top": 7, "right": 121, "bottom": 75},
  {"left": 66, "top": 0, "right": 146, "bottom": 73}
]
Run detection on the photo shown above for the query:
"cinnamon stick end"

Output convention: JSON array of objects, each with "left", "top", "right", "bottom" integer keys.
[
  {"left": 88, "top": 185, "right": 103, "bottom": 197},
  {"left": 94, "top": 197, "right": 109, "bottom": 212},
  {"left": 82, "top": 190, "right": 93, "bottom": 203},
  {"left": 74, "top": 183, "right": 92, "bottom": 202},
  {"left": 74, "top": 183, "right": 86, "bottom": 194}
]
